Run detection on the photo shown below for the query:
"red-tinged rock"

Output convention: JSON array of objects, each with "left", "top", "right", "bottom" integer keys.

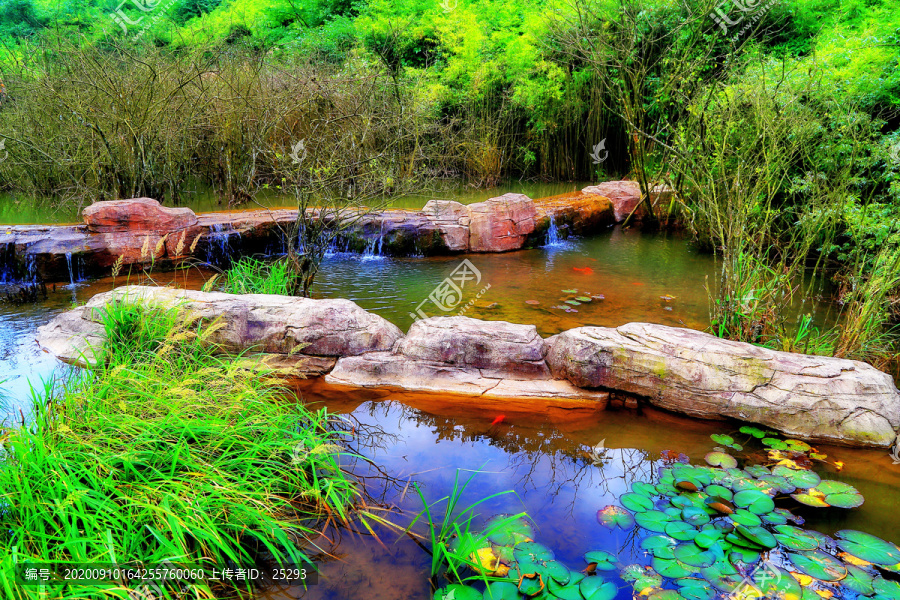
[
  {"left": 467, "top": 193, "right": 537, "bottom": 252},
  {"left": 83, "top": 198, "right": 198, "bottom": 233},
  {"left": 582, "top": 180, "right": 643, "bottom": 222}
]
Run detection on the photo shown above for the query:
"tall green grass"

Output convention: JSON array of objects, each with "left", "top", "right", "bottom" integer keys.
[
  {"left": 0, "top": 300, "right": 359, "bottom": 598},
  {"left": 220, "top": 257, "right": 296, "bottom": 296}
]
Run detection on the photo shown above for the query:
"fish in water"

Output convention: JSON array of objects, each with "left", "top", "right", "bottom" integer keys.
[
  {"left": 573, "top": 267, "right": 594, "bottom": 274},
  {"left": 491, "top": 415, "right": 506, "bottom": 426}
]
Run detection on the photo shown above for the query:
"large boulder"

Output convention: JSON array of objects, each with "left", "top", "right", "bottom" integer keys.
[
  {"left": 467, "top": 193, "right": 537, "bottom": 252},
  {"left": 36, "top": 286, "right": 403, "bottom": 373},
  {"left": 83, "top": 198, "right": 198, "bottom": 233},
  {"left": 422, "top": 200, "right": 470, "bottom": 252},
  {"left": 545, "top": 323, "right": 900, "bottom": 447},
  {"left": 326, "top": 316, "right": 607, "bottom": 404},
  {"left": 532, "top": 192, "right": 615, "bottom": 242},
  {"left": 582, "top": 181, "right": 642, "bottom": 223}
]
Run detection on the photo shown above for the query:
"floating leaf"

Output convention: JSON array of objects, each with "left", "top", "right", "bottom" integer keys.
[
  {"left": 592, "top": 294, "right": 606, "bottom": 300},
  {"left": 525, "top": 300, "right": 540, "bottom": 305},
  {"left": 793, "top": 481, "right": 863, "bottom": 509},
  {"left": 785, "top": 439, "right": 812, "bottom": 452},
  {"left": 791, "top": 489, "right": 829, "bottom": 508},
  {"left": 584, "top": 550, "right": 618, "bottom": 571},
  {"left": 705, "top": 485, "right": 733, "bottom": 500},
  {"left": 772, "top": 466, "right": 821, "bottom": 489},
  {"left": 652, "top": 557, "right": 695, "bottom": 578},
  {"left": 486, "top": 515, "right": 534, "bottom": 545},
  {"left": 483, "top": 581, "right": 520, "bottom": 600},
  {"left": 841, "top": 564, "right": 875, "bottom": 596},
  {"left": 733, "top": 490, "right": 776, "bottom": 515},
  {"left": 518, "top": 572, "right": 544, "bottom": 597},
  {"left": 835, "top": 530, "right": 900, "bottom": 565},
  {"left": 635, "top": 510, "right": 672, "bottom": 532},
  {"left": 514, "top": 541, "right": 554, "bottom": 563},
  {"left": 676, "top": 481, "right": 700, "bottom": 493},
  {"left": 633, "top": 481, "right": 659, "bottom": 497},
  {"left": 621, "top": 564, "right": 663, "bottom": 593},
  {"left": 711, "top": 434, "right": 734, "bottom": 446},
  {"left": 735, "top": 524, "right": 777, "bottom": 549},
  {"left": 753, "top": 566, "right": 801, "bottom": 600},
  {"left": 621, "top": 492, "right": 655, "bottom": 512},
  {"left": 705, "top": 497, "right": 735, "bottom": 515},
  {"left": 674, "top": 543, "right": 716, "bottom": 568},
  {"left": 678, "top": 578, "right": 716, "bottom": 600},
  {"left": 763, "top": 438, "right": 789, "bottom": 450},
  {"left": 682, "top": 506, "right": 711, "bottom": 527},
  {"left": 694, "top": 530, "right": 723, "bottom": 549},
  {"left": 873, "top": 578, "right": 900, "bottom": 600},
  {"left": 665, "top": 521, "right": 699, "bottom": 541},
  {"left": 561, "top": 289, "right": 578, "bottom": 293},
  {"left": 597, "top": 505, "right": 635, "bottom": 530},
  {"left": 706, "top": 452, "right": 738, "bottom": 469},
  {"left": 774, "top": 525, "right": 820, "bottom": 551},
  {"left": 436, "top": 584, "right": 482, "bottom": 600},
  {"left": 565, "top": 299, "right": 581, "bottom": 306},
  {"left": 731, "top": 509, "right": 762, "bottom": 528},
  {"left": 580, "top": 577, "right": 617, "bottom": 600},
  {"left": 787, "top": 551, "right": 848, "bottom": 582},
  {"left": 740, "top": 426, "right": 768, "bottom": 439},
  {"left": 576, "top": 296, "right": 592, "bottom": 302}
]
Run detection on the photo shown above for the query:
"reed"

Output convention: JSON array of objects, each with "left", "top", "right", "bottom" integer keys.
[{"left": 0, "top": 300, "right": 359, "bottom": 598}]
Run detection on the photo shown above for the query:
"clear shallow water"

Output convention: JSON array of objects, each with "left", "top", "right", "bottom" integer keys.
[
  {"left": 262, "top": 385, "right": 900, "bottom": 599},
  {"left": 0, "top": 180, "right": 589, "bottom": 225}
]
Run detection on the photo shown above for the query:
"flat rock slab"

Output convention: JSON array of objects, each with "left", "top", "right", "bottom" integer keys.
[
  {"left": 545, "top": 323, "right": 900, "bottom": 447},
  {"left": 325, "top": 352, "right": 609, "bottom": 405},
  {"left": 83, "top": 198, "right": 198, "bottom": 233},
  {"left": 36, "top": 286, "right": 403, "bottom": 370}
]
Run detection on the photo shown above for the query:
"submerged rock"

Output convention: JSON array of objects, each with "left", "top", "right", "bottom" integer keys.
[{"left": 545, "top": 323, "right": 900, "bottom": 448}]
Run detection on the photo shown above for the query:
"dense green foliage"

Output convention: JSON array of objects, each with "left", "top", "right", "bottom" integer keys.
[
  {"left": 0, "top": 300, "right": 360, "bottom": 598},
  {"left": 0, "top": 0, "right": 899, "bottom": 360}
]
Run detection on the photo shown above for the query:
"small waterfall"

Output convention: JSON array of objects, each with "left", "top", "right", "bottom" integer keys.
[
  {"left": 361, "top": 220, "right": 386, "bottom": 261},
  {"left": 544, "top": 214, "right": 571, "bottom": 248},
  {"left": 65, "top": 252, "right": 75, "bottom": 287},
  {"left": 25, "top": 254, "right": 37, "bottom": 283},
  {"left": 206, "top": 222, "right": 242, "bottom": 267}
]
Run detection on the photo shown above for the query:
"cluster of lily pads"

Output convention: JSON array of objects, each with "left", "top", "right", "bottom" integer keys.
[
  {"left": 432, "top": 427, "right": 900, "bottom": 600},
  {"left": 540, "top": 289, "right": 605, "bottom": 313}
]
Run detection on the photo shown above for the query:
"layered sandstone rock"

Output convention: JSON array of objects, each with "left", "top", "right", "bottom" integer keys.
[{"left": 545, "top": 323, "right": 900, "bottom": 447}]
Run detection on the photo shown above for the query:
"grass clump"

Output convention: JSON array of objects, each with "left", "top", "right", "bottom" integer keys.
[
  {"left": 220, "top": 256, "right": 296, "bottom": 296},
  {"left": 0, "top": 300, "right": 358, "bottom": 598}
]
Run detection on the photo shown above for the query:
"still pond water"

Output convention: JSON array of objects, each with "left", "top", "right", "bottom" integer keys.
[{"left": 0, "top": 219, "right": 895, "bottom": 600}]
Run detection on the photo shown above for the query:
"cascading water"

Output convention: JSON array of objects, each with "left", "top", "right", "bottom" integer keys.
[
  {"left": 544, "top": 214, "right": 571, "bottom": 248},
  {"left": 65, "top": 252, "right": 76, "bottom": 287},
  {"left": 361, "top": 220, "right": 386, "bottom": 261},
  {"left": 206, "top": 223, "right": 242, "bottom": 267}
]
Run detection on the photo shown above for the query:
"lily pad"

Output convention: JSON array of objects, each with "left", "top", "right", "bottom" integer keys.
[
  {"left": 652, "top": 557, "right": 695, "bottom": 578},
  {"left": 735, "top": 524, "right": 777, "bottom": 549},
  {"left": 518, "top": 573, "right": 544, "bottom": 597},
  {"left": 674, "top": 543, "right": 716, "bottom": 568},
  {"left": 514, "top": 541, "right": 554, "bottom": 563},
  {"left": 787, "top": 550, "right": 848, "bottom": 582},
  {"left": 597, "top": 505, "right": 635, "bottom": 530},
  {"left": 633, "top": 481, "right": 659, "bottom": 497},
  {"left": 793, "top": 481, "right": 863, "bottom": 509},
  {"left": 694, "top": 530, "right": 723, "bottom": 549},
  {"left": 841, "top": 564, "right": 875, "bottom": 596},
  {"left": 486, "top": 515, "right": 534, "bottom": 545},
  {"left": 711, "top": 434, "right": 734, "bottom": 446},
  {"left": 565, "top": 299, "right": 581, "bottom": 306},
  {"left": 835, "top": 530, "right": 900, "bottom": 565},
  {"left": 665, "top": 520, "right": 699, "bottom": 541},
  {"left": 873, "top": 578, "right": 900, "bottom": 600},
  {"left": 635, "top": 510, "right": 672, "bottom": 532},
  {"left": 576, "top": 296, "right": 592, "bottom": 302},
  {"left": 682, "top": 506, "right": 711, "bottom": 527},
  {"left": 772, "top": 466, "right": 821, "bottom": 489},
  {"left": 740, "top": 425, "right": 768, "bottom": 439},
  {"left": 621, "top": 492, "right": 655, "bottom": 512},
  {"left": 733, "top": 490, "right": 776, "bottom": 515},
  {"left": 706, "top": 451, "right": 738, "bottom": 469},
  {"left": 621, "top": 564, "right": 663, "bottom": 593},
  {"left": 580, "top": 577, "right": 617, "bottom": 600},
  {"left": 548, "top": 579, "right": 584, "bottom": 600},
  {"left": 731, "top": 509, "right": 762, "bottom": 528},
  {"left": 762, "top": 438, "right": 790, "bottom": 450},
  {"left": 561, "top": 289, "right": 578, "bottom": 293},
  {"left": 584, "top": 550, "right": 618, "bottom": 571},
  {"left": 483, "top": 582, "right": 520, "bottom": 600},
  {"left": 677, "top": 578, "right": 716, "bottom": 600},
  {"left": 436, "top": 585, "right": 482, "bottom": 600},
  {"left": 774, "top": 525, "right": 820, "bottom": 551}
]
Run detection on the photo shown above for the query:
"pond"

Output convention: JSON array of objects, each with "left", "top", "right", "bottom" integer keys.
[{"left": 0, "top": 222, "right": 889, "bottom": 600}]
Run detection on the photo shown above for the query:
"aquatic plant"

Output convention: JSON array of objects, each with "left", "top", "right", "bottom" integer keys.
[
  {"left": 430, "top": 429, "right": 900, "bottom": 600},
  {"left": 0, "top": 301, "right": 362, "bottom": 598}
]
